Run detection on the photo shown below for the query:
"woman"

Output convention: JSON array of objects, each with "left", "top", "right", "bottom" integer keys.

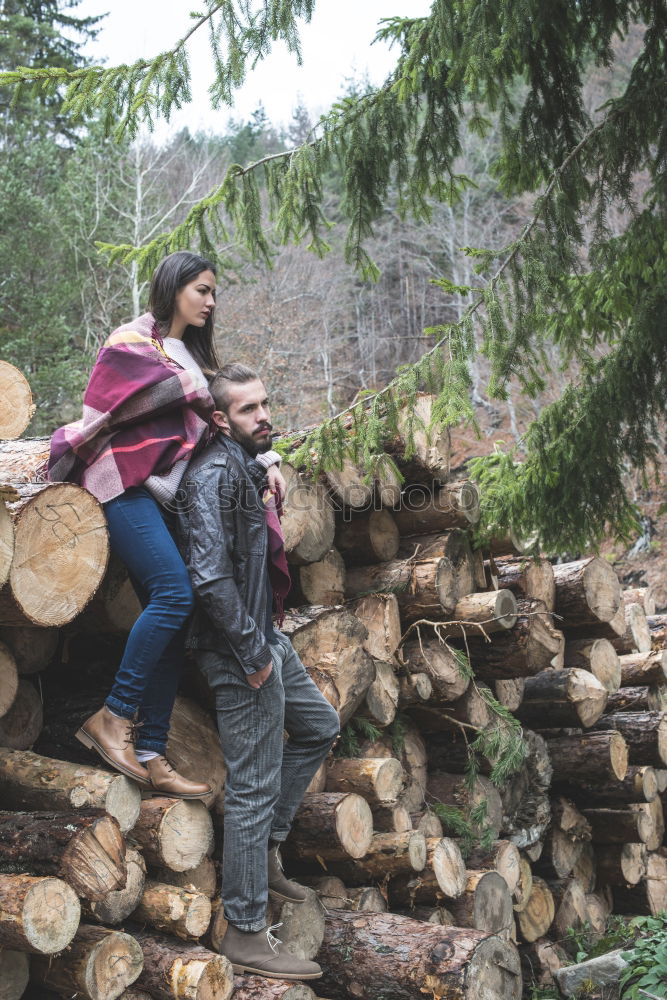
[{"left": 49, "top": 251, "right": 283, "bottom": 798}]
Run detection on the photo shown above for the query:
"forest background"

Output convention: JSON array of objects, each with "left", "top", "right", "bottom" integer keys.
[{"left": 0, "top": 1, "right": 665, "bottom": 604}]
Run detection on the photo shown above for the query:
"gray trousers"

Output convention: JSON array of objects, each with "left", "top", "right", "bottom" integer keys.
[{"left": 197, "top": 632, "right": 340, "bottom": 931}]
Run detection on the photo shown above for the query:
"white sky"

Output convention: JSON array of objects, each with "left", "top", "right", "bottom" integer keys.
[{"left": 75, "top": 0, "right": 432, "bottom": 138}]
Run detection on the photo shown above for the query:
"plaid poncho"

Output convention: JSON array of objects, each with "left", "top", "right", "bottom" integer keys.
[{"left": 48, "top": 313, "right": 214, "bottom": 503}]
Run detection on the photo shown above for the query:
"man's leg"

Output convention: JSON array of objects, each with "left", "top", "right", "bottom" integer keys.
[
  {"left": 198, "top": 646, "right": 285, "bottom": 931},
  {"left": 269, "top": 633, "right": 340, "bottom": 844}
]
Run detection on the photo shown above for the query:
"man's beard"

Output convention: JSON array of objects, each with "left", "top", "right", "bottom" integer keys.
[{"left": 227, "top": 417, "right": 273, "bottom": 457}]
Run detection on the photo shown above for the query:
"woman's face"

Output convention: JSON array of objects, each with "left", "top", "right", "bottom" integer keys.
[{"left": 171, "top": 269, "right": 216, "bottom": 335}]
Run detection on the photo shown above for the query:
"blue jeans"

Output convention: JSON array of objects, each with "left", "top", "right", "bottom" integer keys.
[
  {"left": 103, "top": 487, "right": 194, "bottom": 753},
  {"left": 198, "top": 632, "right": 340, "bottom": 931}
]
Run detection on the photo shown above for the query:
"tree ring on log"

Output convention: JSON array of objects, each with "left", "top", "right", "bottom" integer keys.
[{"left": 5, "top": 483, "right": 109, "bottom": 626}]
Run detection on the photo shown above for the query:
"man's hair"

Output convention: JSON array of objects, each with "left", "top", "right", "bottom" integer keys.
[{"left": 210, "top": 363, "right": 261, "bottom": 412}]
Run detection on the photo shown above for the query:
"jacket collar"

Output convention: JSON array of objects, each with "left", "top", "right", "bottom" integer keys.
[{"left": 213, "top": 432, "right": 266, "bottom": 487}]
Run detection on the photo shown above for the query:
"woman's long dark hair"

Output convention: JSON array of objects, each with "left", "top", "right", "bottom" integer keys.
[{"left": 148, "top": 251, "right": 221, "bottom": 376}]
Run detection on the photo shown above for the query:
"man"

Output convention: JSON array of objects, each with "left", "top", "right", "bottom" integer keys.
[{"left": 177, "top": 362, "right": 340, "bottom": 981}]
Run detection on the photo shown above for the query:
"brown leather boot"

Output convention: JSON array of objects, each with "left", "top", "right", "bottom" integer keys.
[
  {"left": 218, "top": 923, "right": 322, "bottom": 980},
  {"left": 146, "top": 756, "right": 211, "bottom": 799},
  {"left": 76, "top": 705, "right": 150, "bottom": 786},
  {"left": 268, "top": 844, "right": 308, "bottom": 903}
]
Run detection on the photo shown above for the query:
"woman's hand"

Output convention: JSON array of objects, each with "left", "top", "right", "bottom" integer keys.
[{"left": 266, "top": 464, "right": 286, "bottom": 503}]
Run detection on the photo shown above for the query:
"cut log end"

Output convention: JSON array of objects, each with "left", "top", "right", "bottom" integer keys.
[
  {"left": 0, "top": 361, "right": 34, "bottom": 439},
  {"left": 2, "top": 482, "right": 109, "bottom": 627},
  {"left": 335, "top": 793, "right": 374, "bottom": 859}
]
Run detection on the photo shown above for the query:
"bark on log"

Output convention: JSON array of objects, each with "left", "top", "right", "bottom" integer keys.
[
  {"left": 553, "top": 557, "right": 622, "bottom": 627},
  {"left": 516, "top": 877, "right": 555, "bottom": 943},
  {"left": 149, "top": 856, "right": 217, "bottom": 899},
  {"left": 0, "top": 639, "right": 18, "bottom": 717},
  {"left": 401, "top": 637, "right": 469, "bottom": 702},
  {"left": 369, "top": 800, "right": 412, "bottom": 833},
  {"left": 345, "top": 555, "right": 460, "bottom": 622},
  {"left": 325, "top": 756, "right": 404, "bottom": 806},
  {"left": 620, "top": 650, "right": 667, "bottom": 686},
  {"left": 0, "top": 748, "right": 141, "bottom": 833},
  {"left": 437, "top": 589, "right": 518, "bottom": 639},
  {"left": 463, "top": 600, "right": 564, "bottom": 680},
  {"left": 0, "top": 872, "right": 80, "bottom": 953},
  {"left": 0, "top": 949, "right": 29, "bottom": 1000},
  {"left": 0, "top": 625, "right": 58, "bottom": 675},
  {"left": 545, "top": 730, "right": 628, "bottom": 784},
  {"left": 563, "top": 638, "right": 621, "bottom": 693},
  {"left": 335, "top": 509, "right": 399, "bottom": 565},
  {"left": 324, "top": 457, "right": 373, "bottom": 510},
  {"left": 613, "top": 852, "right": 667, "bottom": 916},
  {"left": 591, "top": 710, "right": 667, "bottom": 767},
  {"left": 131, "top": 798, "right": 214, "bottom": 872},
  {"left": 557, "top": 765, "right": 659, "bottom": 807},
  {"left": 166, "top": 696, "right": 227, "bottom": 810},
  {"left": 606, "top": 685, "right": 667, "bottom": 713},
  {"left": 0, "top": 808, "right": 126, "bottom": 901},
  {"left": 82, "top": 848, "right": 146, "bottom": 926},
  {"left": 516, "top": 668, "right": 607, "bottom": 728},
  {"left": 567, "top": 603, "right": 651, "bottom": 653},
  {"left": 485, "top": 556, "right": 556, "bottom": 612},
  {"left": 293, "top": 548, "right": 345, "bottom": 606},
  {"left": 389, "top": 837, "right": 467, "bottom": 904},
  {"left": 285, "top": 792, "right": 373, "bottom": 861},
  {"left": 281, "top": 606, "right": 374, "bottom": 725},
  {"left": 282, "top": 466, "right": 336, "bottom": 565},
  {"left": 133, "top": 879, "right": 212, "bottom": 941},
  {"left": 596, "top": 843, "right": 647, "bottom": 887},
  {"left": 446, "top": 870, "right": 514, "bottom": 937},
  {"left": 384, "top": 393, "right": 452, "bottom": 484},
  {"left": 360, "top": 658, "right": 399, "bottom": 727},
  {"left": 317, "top": 909, "right": 522, "bottom": 1000},
  {"left": 31, "top": 924, "right": 143, "bottom": 1000},
  {"left": 0, "top": 362, "right": 34, "bottom": 438},
  {"left": 0, "top": 482, "right": 109, "bottom": 627},
  {"left": 132, "top": 930, "right": 234, "bottom": 1000},
  {"left": 393, "top": 480, "right": 480, "bottom": 535},
  {"left": 0, "top": 498, "right": 14, "bottom": 592},
  {"left": 231, "top": 977, "right": 319, "bottom": 1000},
  {"left": 0, "top": 679, "right": 43, "bottom": 749},
  {"left": 406, "top": 680, "right": 493, "bottom": 734},
  {"left": 396, "top": 528, "right": 475, "bottom": 606},
  {"left": 348, "top": 593, "right": 401, "bottom": 662},
  {"left": 327, "top": 831, "right": 426, "bottom": 884},
  {"left": 582, "top": 802, "right": 663, "bottom": 848},
  {"left": 266, "top": 887, "right": 326, "bottom": 960}
]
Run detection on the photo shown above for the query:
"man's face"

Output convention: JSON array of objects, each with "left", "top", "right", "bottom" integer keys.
[{"left": 214, "top": 379, "right": 273, "bottom": 456}]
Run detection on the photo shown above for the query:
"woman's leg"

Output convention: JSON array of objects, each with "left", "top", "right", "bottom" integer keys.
[{"left": 103, "top": 487, "right": 193, "bottom": 735}]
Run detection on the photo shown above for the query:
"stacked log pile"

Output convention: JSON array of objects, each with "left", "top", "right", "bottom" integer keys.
[{"left": 0, "top": 373, "right": 665, "bottom": 999}]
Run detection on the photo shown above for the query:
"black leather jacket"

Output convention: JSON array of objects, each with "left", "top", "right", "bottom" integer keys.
[{"left": 176, "top": 433, "right": 272, "bottom": 675}]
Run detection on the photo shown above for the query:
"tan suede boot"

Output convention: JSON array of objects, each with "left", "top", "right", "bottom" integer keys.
[
  {"left": 76, "top": 705, "right": 150, "bottom": 786},
  {"left": 268, "top": 844, "right": 308, "bottom": 903},
  {"left": 218, "top": 923, "right": 322, "bottom": 980},
  {"left": 146, "top": 756, "right": 211, "bottom": 799}
]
